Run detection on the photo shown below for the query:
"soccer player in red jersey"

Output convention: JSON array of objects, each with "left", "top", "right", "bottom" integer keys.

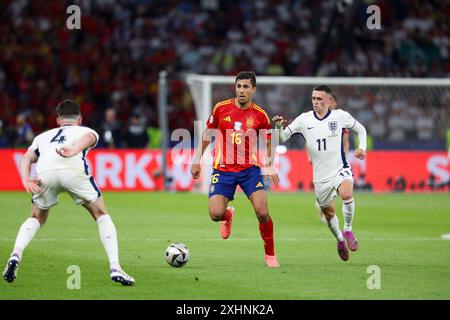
[{"left": 190, "top": 71, "right": 280, "bottom": 267}]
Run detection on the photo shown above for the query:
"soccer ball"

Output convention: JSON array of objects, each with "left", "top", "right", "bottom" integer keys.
[{"left": 165, "top": 243, "right": 190, "bottom": 267}]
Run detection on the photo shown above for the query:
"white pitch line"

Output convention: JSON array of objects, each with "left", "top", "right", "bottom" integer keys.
[{"left": 0, "top": 238, "right": 447, "bottom": 242}]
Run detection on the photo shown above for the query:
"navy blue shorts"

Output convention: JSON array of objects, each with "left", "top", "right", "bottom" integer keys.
[{"left": 208, "top": 166, "right": 265, "bottom": 201}]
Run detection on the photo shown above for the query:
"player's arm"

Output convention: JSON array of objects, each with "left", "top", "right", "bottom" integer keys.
[
  {"left": 190, "top": 128, "right": 214, "bottom": 179},
  {"left": 272, "top": 115, "right": 294, "bottom": 143},
  {"left": 262, "top": 137, "right": 280, "bottom": 186},
  {"left": 350, "top": 121, "right": 367, "bottom": 160},
  {"left": 56, "top": 132, "right": 97, "bottom": 158},
  {"left": 20, "top": 149, "right": 41, "bottom": 194}
]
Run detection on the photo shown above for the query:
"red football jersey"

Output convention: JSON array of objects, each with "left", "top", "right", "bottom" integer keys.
[{"left": 207, "top": 98, "right": 272, "bottom": 172}]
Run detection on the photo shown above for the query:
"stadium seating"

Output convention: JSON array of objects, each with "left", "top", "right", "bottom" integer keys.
[{"left": 0, "top": 0, "right": 448, "bottom": 149}]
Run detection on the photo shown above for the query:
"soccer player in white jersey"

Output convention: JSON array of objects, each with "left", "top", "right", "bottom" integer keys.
[
  {"left": 3, "top": 100, "right": 135, "bottom": 285},
  {"left": 315, "top": 92, "right": 350, "bottom": 224},
  {"left": 273, "top": 85, "right": 367, "bottom": 261}
]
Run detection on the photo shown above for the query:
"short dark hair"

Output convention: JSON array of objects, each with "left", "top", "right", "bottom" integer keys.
[
  {"left": 56, "top": 99, "right": 81, "bottom": 118},
  {"left": 313, "top": 85, "right": 333, "bottom": 95},
  {"left": 235, "top": 71, "right": 256, "bottom": 87},
  {"left": 313, "top": 85, "right": 337, "bottom": 103}
]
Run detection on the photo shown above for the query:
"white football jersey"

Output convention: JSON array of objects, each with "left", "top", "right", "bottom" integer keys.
[
  {"left": 286, "top": 109, "right": 356, "bottom": 183},
  {"left": 28, "top": 125, "right": 99, "bottom": 175}
]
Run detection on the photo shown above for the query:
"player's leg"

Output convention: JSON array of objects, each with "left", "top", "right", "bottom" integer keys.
[
  {"left": 208, "top": 170, "right": 236, "bottom": 239},
  {"left": 3, "top": 204, "right": 49, "bottom": 283},
  {"left": 82, "top": 197, "right": 119, "bottom": 270},
  {"left": 14, "top": 204, "right": 49, "bottom": 258},
  {"left": 249, "top": 190, "right": 270, "bottom": 224},
  {"left": 208, "top": 195, "right": 229, "bottom": 222},
  {"left": 242, "top": 166, "right": 279, "bottom": 267},
  {"left": 83, "top": 197, "right": 134, "bottom": 286},
  {"left": 4, "top": 172, "right": 57, "bottom": 283},
  {"left": 315, "top": 200, "right": 327, "bottom": 224},
  {"left": 248, "top": 189, "right": 279, "bottom": 267},
  {"left": 337, "top": 179, "right": 358, "bottom": 251},
  {"left": 338, "top": 179, "right": 355, "bottom": 230},
  {"left": 316, "top": 181, "right": 349, "bottom": 261},
  {"left": 209, "top": 195, "right": 235, "bottom": 239},
  {"left": 321, "top": 203, "right": 349, "bottom": 261},
  {"left": 65, "top": 172, "right": 134, "bottom": 285},
  {"left": 321, "top": 202, "right": 343, "bottom": 242}
]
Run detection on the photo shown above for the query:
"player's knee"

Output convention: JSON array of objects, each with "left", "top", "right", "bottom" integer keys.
[
  {"left": 255, "top": 208, "right": 269, "bottom": 223},
  {"left": 323, "top": 212, "right": 335, "bottom": 220},
  {"left": 321, "top": 207, "right": 335, "bottom": 220},
  {"left": 32, "top": 215, "right": 47, "bottom": 226},
  {"left": 89, "top": 208, "right": 108, "bottom": 221},
  {"left": 257, "top": 214, "right": 269, "bottom": 224},
  {"left": 340, "top": 193, "right": 353, "bottom": 201},
  {"left": 31, "top": 209, "right": 49, "bottom": 225},
  {"left": 209, "top": 208, "right": 225, "bottom": 222},
  {"left": 94, "top": 211, "right": 108, "bottom": 221}
]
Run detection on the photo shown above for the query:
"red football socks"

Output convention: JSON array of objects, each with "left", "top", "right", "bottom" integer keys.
[{"left": 259, "top": 218, "right": 275, "bottom": 256}]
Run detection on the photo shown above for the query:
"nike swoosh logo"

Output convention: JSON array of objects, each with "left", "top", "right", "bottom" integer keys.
[{"left": 307, "top": 127, "right": 315, "bottom": 130}]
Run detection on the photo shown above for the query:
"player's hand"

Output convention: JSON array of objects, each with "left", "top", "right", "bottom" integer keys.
[
  {"left": 190, "top": 164, "right": 201, "bottom": 179},
  {"left": 56, "top": 146, "right": 78, "bottom": 158},
  {"left": 22, "top": 177, "right": 42, "bottom": 194},
  {"left": 262, "top": 166, "right": 280, "bottom": 186},
  {"left": 355, "top": 148, "right": 366, "bottom": 160},
  {"left": 272, "top": 116, "right": 286, "bottom": 129}
]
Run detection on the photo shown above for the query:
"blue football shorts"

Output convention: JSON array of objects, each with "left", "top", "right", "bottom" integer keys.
[{"left": 208, "top": 166, "right": 265, "bottom": 201}]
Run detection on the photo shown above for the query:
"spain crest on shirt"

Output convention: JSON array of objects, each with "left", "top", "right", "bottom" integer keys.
[{"left": 246, "top": 117, "right": 255, "bottom": 128}]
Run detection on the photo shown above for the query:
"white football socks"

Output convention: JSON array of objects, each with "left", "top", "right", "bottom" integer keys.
[
  {"left": 342, "top": 198, "right": 355, "bottom": 232},
  {"left": 327, "top": 215, "right": 344, "bottom": 241},
  {"left": 12, "top": 217, "right": 41, "bottom": 260},
  {"left": 97, "top": 214, "right": 121, "bottom": 271}
]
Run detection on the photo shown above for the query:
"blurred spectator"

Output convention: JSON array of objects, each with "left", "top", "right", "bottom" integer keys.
[
  {"left": 394, "top": 175, "right": 407, "bottom": 191},
  {"left": 418, "top": 179, "right": 426, "bottom": 190},
  {"left": 427, "top": 174, "right": 436, "bottom": 191},
  {"left": 386, "top": 176, "right": 393, "bottom": 189},
  {"left": 13, "top": 113, "right": 34, "bottom": 148},
  {"left": 124, "top": 112, "right": 149, "bottom": 149},
  {"left": 354, "top": 173, "right": 372, "bottom": 191},
  {"left": 416, "top": 113, "right": 434, "bottom": 140},
  {"left": 98, "top": 108, "right": 123, "bottom": 149},
  {"left": 0, "top": 120, "right": 13, "bottom": 148},
  {"left": 367, "top": 115, "right": 386, "bottom": 140}
]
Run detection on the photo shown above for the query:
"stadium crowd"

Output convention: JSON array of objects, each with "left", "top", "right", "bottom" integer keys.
[{"left": 0, "top": 0, "right": 448, "bottom": 149}]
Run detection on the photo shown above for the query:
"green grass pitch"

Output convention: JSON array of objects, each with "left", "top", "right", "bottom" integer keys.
[{"left": 0, "top": 191, "right": 449, "bottom": 300}]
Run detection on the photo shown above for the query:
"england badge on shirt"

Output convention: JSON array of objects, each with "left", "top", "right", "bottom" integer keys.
[
  {"left": 328, "top": 120, "right": 338, "bottom": 136},
  {"left": 234, "top": 121, "right": 242, "bottom": 131}
]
